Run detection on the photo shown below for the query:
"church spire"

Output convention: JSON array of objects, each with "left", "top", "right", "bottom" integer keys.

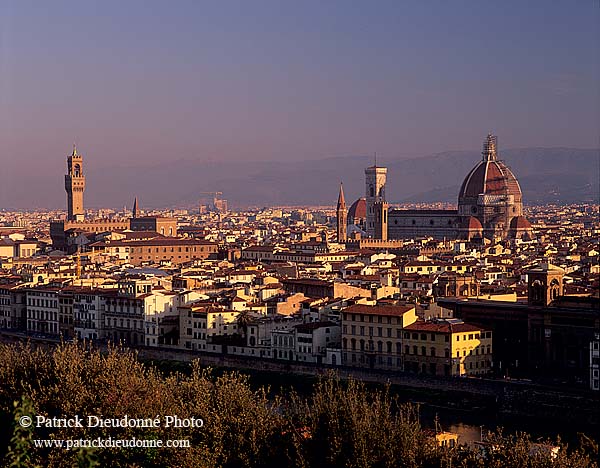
[
  {"left": 337, "top": 182, "right": 346, "bottom": 209},
  {"left": 72, "top": 143, "right": 78, "bottom": 157},
  {"left": 336, "top": 183, "right": 347, "bottom": 243},
  {"left": 132, "top": 197, "right": 139, "bottom": 218}
]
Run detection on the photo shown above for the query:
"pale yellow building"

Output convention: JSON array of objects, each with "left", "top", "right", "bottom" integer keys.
[
  {"left": 179, "top": 304, "right": 240, "bottom": 352},
  {"left": 403, "top": 320, "right": 492, "bottom": 377},
  {"left": 341, "top": 304, "right": 417, "bottom": 370}
]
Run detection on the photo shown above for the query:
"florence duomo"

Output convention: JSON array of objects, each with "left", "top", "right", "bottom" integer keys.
[
  {"left": 1, "top": 1, "right": 598, "bottom": 466},
  {"left": 340, "top": 133, "right": 533, "bottom": 243}
]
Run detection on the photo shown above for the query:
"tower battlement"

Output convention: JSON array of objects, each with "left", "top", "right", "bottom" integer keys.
[{"left": 65, "top": 145, "right": 86, "bottom": 221}]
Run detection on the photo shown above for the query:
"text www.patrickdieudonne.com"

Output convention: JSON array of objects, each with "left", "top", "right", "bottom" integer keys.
[
  {"left": 33, "top": 437, "right": 191, "bottom": 449},
  {"left": 20, "top": 414, "right": 202, "bottom": 450}
]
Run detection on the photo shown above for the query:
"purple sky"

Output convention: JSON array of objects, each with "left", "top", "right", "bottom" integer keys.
[{"left": 0, "top": 0, "right": 598, "bottom": 207}]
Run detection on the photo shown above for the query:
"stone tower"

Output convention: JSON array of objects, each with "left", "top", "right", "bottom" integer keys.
[
  {"left": 373, "top": 200, "right": 388, "bottom": 241},
  {"left": 65, "top": 145, "right": 86, "bottom": 221},
  {"left": 336, "top": 183, "right": 347, "bottom": 243},
  {"left": 365, "top": 160, "right": 387, "bottom": 238},
  {"left": 527, "top": 263, "right": 565, "bottom": 307}
]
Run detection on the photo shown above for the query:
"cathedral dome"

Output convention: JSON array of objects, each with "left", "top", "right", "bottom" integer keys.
[
  {"left": 459, "top": 216, "right": 483, "bottom": 230},
  {"left": 509, "top": 215, "right": 531, "bottom": 230},
  {"left": 348, "top": 198, "right": 366, "bottom": 220},
  {"left": 459, "top": 156, "right": 522, "bottom": 202},
  {"left": 458, "top": 134, "right": 523, "bottom": 212},
  {"left": 459, "top": 159, "right": 522, "bottom": 201}
]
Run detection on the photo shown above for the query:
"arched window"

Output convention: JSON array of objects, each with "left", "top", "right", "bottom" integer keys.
[{"left": 550, "top": 279, "right": 560, "bottom": 300}]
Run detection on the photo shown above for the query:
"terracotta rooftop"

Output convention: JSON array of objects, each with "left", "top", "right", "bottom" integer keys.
[{"left": 343, "top": 304, "right": 415, "bottom": 317}]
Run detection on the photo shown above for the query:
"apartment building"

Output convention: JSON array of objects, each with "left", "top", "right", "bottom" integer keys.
[
  {"left": 403, "top": 319, "right": 493, "bottom": 377},
  {"left": 90, "top": 238, "right": 218, "bottom": 266},
  {"left": 179, "top": 304, "right": 240, "bottom": 352},
  {"left": 341, "top": 304, "right": 417, "bottom": 370},
  {"left": 26, "top": 287, "right": 60, "bottom": 336}
]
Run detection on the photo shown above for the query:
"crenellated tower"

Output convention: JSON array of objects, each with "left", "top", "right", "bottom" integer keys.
[{"left": 64, "top": 145, "right": 86, "bottom": 221}]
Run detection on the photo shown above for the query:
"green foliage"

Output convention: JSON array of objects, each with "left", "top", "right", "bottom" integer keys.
[
  {"left": 5, "top": 396, "right": 40, "bottom": 468},
  {"left": 0, "top": 342, "right": 597, "bottom": 468}
]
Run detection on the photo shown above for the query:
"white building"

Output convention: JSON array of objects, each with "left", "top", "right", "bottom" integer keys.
[
  {"left": 73, "top": 290, "right": 105, "bottom": 340},
  {"left": 294, "top": 321, "right": 341, "bottom": 364},
  {"left": 26, "top": 287, "right": 60, "bottom": 336}
]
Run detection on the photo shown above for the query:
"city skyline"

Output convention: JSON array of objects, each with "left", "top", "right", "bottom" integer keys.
[
  {"left": 0, "top": 3, "right": 598, "bottom": 465},
  {"left": 1, "top": 1, "right": 599, "bottom": 208}
]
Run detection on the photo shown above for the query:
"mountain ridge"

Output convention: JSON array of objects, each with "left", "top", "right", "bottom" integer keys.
[{"left": 2, "top": 147, "right": 597, "bottom": 209}]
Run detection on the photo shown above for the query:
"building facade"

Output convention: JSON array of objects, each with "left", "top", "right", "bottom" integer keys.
[
  {"left": 341, "top": 304, "right": 417, "bottom": 370},
  {"left": 403, "top": 320, "right": 493, "bottom": 377}
]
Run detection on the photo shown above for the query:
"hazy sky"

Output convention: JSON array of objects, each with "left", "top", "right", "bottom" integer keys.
[{"left": 1, "top": 0, "right": 598, "bottom": 178}]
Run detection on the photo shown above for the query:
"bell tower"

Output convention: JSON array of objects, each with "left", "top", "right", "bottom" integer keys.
[
  {"left": 65, "top": 144, "right": 86, "bottom": 221},
  {"left": 365, "top": 157, "right": 387, "bottom": 238},
  {"left": 336, "top": 183, "right": 347, "bottom": 243},
  {"left": 527, "top": 263, "right": 564, "bottom": 307}
]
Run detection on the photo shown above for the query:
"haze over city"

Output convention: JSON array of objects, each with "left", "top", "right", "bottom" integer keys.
[
  {"left": 0, "top": 2, "right": 599, "bottom": 467},
  {"left": 1, "top": 0, "right": 599, "bottom": 208}
]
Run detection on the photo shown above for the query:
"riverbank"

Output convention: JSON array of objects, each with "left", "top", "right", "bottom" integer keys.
[{"left": 3, "top": 331, "right": 599, "bottom": 442}]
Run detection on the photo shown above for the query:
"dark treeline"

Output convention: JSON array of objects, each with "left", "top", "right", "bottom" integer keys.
[{"left": 0, "top": 342, "right": 597, "bottom": 468}]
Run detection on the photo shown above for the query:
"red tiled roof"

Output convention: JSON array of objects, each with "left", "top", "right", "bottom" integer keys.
[
  {"left": 404, "top": 321, "right": 484, "bottom": 333},
  {"left": 348, "top": 198, "right": 366, "bottom": 220},
  {"left": 459, "top": 160, "right": 522, "bottom": 200},
  {"left": 343, "top": 304, "right": 415, "bottom": 317}
]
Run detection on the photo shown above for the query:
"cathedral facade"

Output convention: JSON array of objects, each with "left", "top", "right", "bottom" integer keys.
[{"left": 344, "top": 134, "right": 532, "bottom": 242}]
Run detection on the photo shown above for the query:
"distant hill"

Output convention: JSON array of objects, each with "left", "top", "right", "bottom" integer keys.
[{"left": 2, "top": 147, "right": 598, "bottom": 209}]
